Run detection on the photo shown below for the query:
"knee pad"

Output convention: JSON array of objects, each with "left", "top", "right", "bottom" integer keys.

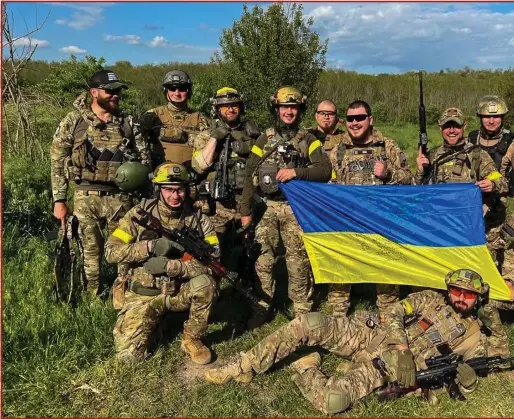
[
  {"left": 303, "top": 312, "right": 325, "bottom": 331},
  {"left": 325, "top": 390, "right": 351, "bottom": 414},
  {"left": 190, "top": 274, "right": 214, "bottom": 292}
]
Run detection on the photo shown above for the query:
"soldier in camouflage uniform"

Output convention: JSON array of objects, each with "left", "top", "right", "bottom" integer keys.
[
  {"left": 239, "top": 86, "right": 332, "bottom": 329},
  {"left": 308, "top": 100, "right": 345, "bottom": 154},
  {"left": 190, "top": 88, "right": 261, "bottom": 270},
  {"left": 51, "top": 69, "right": 150, "bottom": 296},
  {"left": 328, "top": 100, "right": 412, "bottom": 316},
  {"left": 205, "top": 269, "right": 508, "bottom": 414},
  {"left": 105, "top": 163, "right": 218, "bottom": 365},
  {"left": 139, "top": 70, "right": 211, "bottom": 169},
  {"left": 415, "top": 107, "right": 509, "bottom": 268}
]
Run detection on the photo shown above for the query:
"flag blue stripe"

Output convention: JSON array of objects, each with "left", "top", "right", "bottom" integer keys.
[{"left": 279, "top": 181, "right": 486, "bottom": 247}]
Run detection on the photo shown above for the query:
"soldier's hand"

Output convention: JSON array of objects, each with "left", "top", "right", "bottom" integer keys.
[
  {"left": 150, "top": 238, "right": 184, "bottom": 257},
  {"left": 373, "top": 160, "right": 389, "bottom": 179},
  {"left": 210, "top": 126, "right": 230, "bottom": 141},
  {"left": 393, "top": 349, "right": 416, "bottom": 388},
  {"left": 53, "top": 202, "right": 69, "bottom": 230},
  {"left": 230, "top": 130, "right": 246, "bottom": 142},
  {"left": 456, "top": 363, "right": 477, "bottom": 389},
  {"left": 144, "top": 256, "right": 170, "bottom": 275},
  {"left": 476, "top": 179, "right": 494, "bottom": 193},
  {"left": 276, "top": 168, "right": 297, "bottom": 183},
  {"left": 241, "top": 215, "right": 252, "bottom": 227},
  {"left": 417, "top": 147, "right": 430, "bottom": 172}
]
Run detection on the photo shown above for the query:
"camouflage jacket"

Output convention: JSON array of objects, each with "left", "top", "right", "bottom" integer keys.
[
  {"left": 50, "top": 93, "right": 149, "bottom": 202},
  {"left": 413, "top": 140, "right": 507, "bottom": 194},
  {"left": 105, "top": 198, "right": 218, "bottom": 287},
  {"left": 307, "top": 126, "right": 346, "bottom": 153},
  {"left": 240, "top": 126, "right": 332, "bottom": 216},
  {"left": 383, "top": 290, "right": 489, "bottom": 369},
  {"left": 329, "top": 129, "right": 412, "bottom": 185}
]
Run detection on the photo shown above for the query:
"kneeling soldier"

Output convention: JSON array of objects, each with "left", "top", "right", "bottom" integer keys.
[{"left": 105, "top": 163, "right": 218, "bottom": 364}]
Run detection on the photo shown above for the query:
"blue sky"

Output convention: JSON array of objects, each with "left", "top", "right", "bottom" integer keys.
[{"left": 5, "top": 2, "right": 514, "bottom": 74}]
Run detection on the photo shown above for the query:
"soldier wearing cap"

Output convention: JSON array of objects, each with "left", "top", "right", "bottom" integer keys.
[
  {"left": 139, "top": 69, "right": 211, "bottom": 169},
  {"left": 190, "top": 87, "right": 261, "bottom": 271},
  {"left": 50, "top": 69, "right": 150, "bottom": 296},
  {"left": 415, "top": 108, "right": 508, "bottom": 269},
  {"left": 204, "top": 269, "right": 507, "bottom": 414},
  {"left": 238, "top": 86, "right": 332, "bottom": 329},
  {"left": 328, "top": 100, "right": 412, "bottom": 317},
  {"left": 105, "top": 162, "right": 218, "bottom": 365}
]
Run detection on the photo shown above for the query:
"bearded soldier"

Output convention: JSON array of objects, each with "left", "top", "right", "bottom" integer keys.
[
  {"left": 189, "top": 87, "right": 261, "bottom": 271},
  {"left": 309, "top": 100, "right": 345, "bottom": 154},
  {"left": 204, "top": 269, "right": 509, "bottom": 414},
  {"left": 328, "top": 100, "right": 412, "bottom": 317},
  {"left": 50, "top": 69, "right": 150, "bottom": 297},
  {"left": 140, "top": 69, "right": 211, "bottom": 169},
  {"left": 105, "top": 163, "right": 218, "bottom": 365},
  {"left": 415, "top": 107, "right": 508, "bottom": 268},
  {"left": 239, "top": 86, "right": 332, "bottom": 329}
]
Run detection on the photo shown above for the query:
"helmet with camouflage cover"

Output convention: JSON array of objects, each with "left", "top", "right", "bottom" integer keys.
[
  {"left": 162, "top": 69, "right": 193, "bottom": 99},
  {"left": 270, "top": 86, "right": 307, "bottom": 113},
  {"left": 211, "top": 87, "right": 245, "bottom": 117},
  {"left": 476, "top": 95, "right": 508, "bottom": 116},
  {"left": 115, "top": 161, "right": 152, "bottom": 192},
  {"left": 445, "top": 269, "right": 489, "bottom": 296},
  {"left": 152, "top": 162, "right": 190, "bottom": 185}
]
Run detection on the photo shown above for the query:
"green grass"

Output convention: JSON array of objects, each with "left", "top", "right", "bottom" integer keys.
[{"left": 3, "top": 124, "right": 514, "bottom": 417}]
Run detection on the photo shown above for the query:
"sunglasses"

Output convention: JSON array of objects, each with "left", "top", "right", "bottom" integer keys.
[
  {"left": 219, "top": 104, "right": 240, "bottom": 111},
  {"left": 346, "top": 114, "right": 369, "bottom": 122},
  {"left": 316, "top": 111, "right": 336, "bottom": 118},
  {"left": 449, "top": 287, "right": 477, "bottom": 299},
  {"left": 102, "top": 88, "right": 122, "bottom": 95},
  {"left": 168, "top": 85, "right": 188, "bottom": 93}
]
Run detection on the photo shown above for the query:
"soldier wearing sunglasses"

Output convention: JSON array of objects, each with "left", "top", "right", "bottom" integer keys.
[
  {"left": 139, "top": 69, "right": 211, "bottom": 169},
  {"left": 327, "top": 100, "right": 412, "bottom": 317}
]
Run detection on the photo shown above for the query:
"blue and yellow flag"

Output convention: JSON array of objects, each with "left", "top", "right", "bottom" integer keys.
[{"left": 280, "top": 181, "right": 511, "bottom": 300}]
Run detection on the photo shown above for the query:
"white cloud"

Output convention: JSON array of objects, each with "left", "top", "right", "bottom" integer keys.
[
  {"left": 12, "top": 37, "right": 49, "bottom": 48},
  {"left": 304, "top": 3, "right": 514, "bottom": 73},
  {"left": 59, "top": 45, "right": 86, "bottom": 54},
  {"left": 104, "top": 34, "right": 141, "bottom": 45},
  {"left": 148, "top": 36, "right": 168, "bottom": 48},
  {"left": 52, "top": 3, "right": 116, "bottom": 30}
]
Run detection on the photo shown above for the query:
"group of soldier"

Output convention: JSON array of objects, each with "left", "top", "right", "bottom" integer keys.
[{"left": 50, "top": 68, "right": 514, "bottom": 414}]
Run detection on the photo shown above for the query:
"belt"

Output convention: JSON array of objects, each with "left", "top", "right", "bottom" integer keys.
[{"left": 82, "top": 190, "right": 118, "bottom": 197}]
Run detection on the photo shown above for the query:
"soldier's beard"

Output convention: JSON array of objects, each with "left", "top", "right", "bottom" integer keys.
[
  {"left": 449, "top": 298, "right": 477, "bottom": 316},
  {"left": 97, "top": 96, "right": 119, "bottom": 114}
]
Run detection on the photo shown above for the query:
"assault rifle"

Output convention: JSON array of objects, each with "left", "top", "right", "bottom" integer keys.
[
  {"left": 376, "top": 353, "right": 514, "bottom": 402},
  {"left": 132, "top": 208, "right": 261, "bottom": 308},
  {"left": 418, "top": 70, "right": 430, "bottom": 181},
  {"left": 211, "top": 134, "right": 232, "bottom": 201}
]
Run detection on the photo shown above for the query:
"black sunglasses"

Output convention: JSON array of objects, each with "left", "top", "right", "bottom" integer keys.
[
  {"left": 346, "top": 114, "right": 369, "bottom": 122},
  {"left": 168, "top": 85, "right": 188, "bottom": 93},
  {"left": 103, "top": 88, "right": 122, "bottom": 95}
]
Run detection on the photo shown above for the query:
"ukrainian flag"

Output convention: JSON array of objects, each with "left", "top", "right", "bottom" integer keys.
[{"left": 280, "top": 181, "right": 511, "bottom": 300}]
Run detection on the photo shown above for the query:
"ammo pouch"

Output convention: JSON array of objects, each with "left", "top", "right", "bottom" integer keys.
[
  {"left": 161, "top": 142, "right": 194, "bottom": 165},
  {"left": 258, "top": 163, "right": 279, "bottom": 195},
  {"left": 80, "top": 160, "right": 122, "bottom": 183},
  {"left": 233, "top": 158, "right": 246, "bottom": 191},
  {"left": 160, "top": 126, "right": 188, "bottom": 143}
]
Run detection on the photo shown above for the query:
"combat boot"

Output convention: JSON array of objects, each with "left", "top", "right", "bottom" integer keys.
[
  {"left": 181, "top": 336, "right": 212, "bottom": 365},
  {"left": 204, "top": 353, "right": 254, "bottom": 384},
  {"left": 290, "top": 352, "right": 321, "bottom": 374}
]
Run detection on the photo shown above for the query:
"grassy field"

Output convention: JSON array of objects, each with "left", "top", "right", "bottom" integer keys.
[{"left": 3, "top": 123, "right": 514, "bottom": 417}]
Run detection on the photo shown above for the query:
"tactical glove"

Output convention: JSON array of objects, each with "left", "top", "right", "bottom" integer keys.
[
  {"left": 150, "top": 238, "right": 184, "bottom": 257},
  {"left": 144, "top": 256, "right": 169, "bottom": 275},
  {"left": 456, "top": 363, "right": 477, "bottom": 389},
  {"left": 230, "top": 130, "right": 246, "bottom": 142},
  {"left": 390, "top": 349, "right": 416, "bottom": 388},
  {"left": 211, "top": 126, "right": 230, "bottom": 141}
]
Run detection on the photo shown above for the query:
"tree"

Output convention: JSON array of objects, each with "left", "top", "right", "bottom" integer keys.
[{"left": 213, "top": 3, "right": 328, "bottom": 125}]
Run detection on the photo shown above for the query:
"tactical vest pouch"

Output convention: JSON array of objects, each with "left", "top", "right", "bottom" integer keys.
[
  {"left": 258, "top": 163, "right": 279, "bottom": 195},
  {"left": 160, "top": 126, "right": 188, "bottom": 143},
  {"left": 234, "top": 159, "right": 246, "bottom": 190},
  {"left": 112, "top": 276, "right": 129, "bottom": 310},
  {"left": 162, "top": 142, "right": 193, "bottom": 164}
]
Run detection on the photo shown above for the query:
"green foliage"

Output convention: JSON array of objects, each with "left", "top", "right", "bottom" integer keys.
[{"left": 214, "top": 3, "right": 328, "bottom": 126}]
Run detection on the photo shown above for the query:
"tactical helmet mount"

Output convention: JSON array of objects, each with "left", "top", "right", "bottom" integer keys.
[{"left": 162, "top": 70, "right": 193, "bottom": 100}]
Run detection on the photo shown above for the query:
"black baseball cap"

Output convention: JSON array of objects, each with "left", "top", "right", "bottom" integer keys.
[{"left": 88, "top": 69, "right": 128, "bottom": 90}]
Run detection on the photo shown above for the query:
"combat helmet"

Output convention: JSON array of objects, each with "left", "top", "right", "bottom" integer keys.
[
  {"left": 162, "top": 70, "right": 193, "bottom": 99},
  {"left": 152, "top": 162, "right": 190, "bottom": 186},
  {"left": 476, "top": 95, "right": 508, "bottom": 116},
  {"left": 270, "top": 86, "right": 307, "bottom": 113},
  {"left": 211, "top": 87, "right": 245, "bottom": 117},
  {"left": 115, "top": 161, "right": 152, "bottom": 192},
  {"left": 445, "top": 269, "right": 490, "bottom": 296}
]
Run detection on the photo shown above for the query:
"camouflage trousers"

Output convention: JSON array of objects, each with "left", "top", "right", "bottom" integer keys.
[
  {"left": 238, "top": 312, "right": 390, "bottom": 414},
  {"left": 485, "top": 203, "right": 506, "bottom": 271},
  {"left": 113, "top": 274, "right": 217, "bottom": 362},
  {"left": 482, "top": 303, "right": 510, "bottom": 357},
  {"left": 211, "top": 201, "right": 244, "bottom": 273},
  {"left": 327, "top": 283, "right": 400, "bottom": 316},
  {"left": 253, "top": 200, "right": 313, "bottom": 315},
  {"left": 74, "top": 190, "right": 134, "bottom": 292}
]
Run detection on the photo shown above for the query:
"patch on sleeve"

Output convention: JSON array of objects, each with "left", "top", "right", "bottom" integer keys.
[{"left": 112, "top": 228, "right": 133, "bottom": 244}]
